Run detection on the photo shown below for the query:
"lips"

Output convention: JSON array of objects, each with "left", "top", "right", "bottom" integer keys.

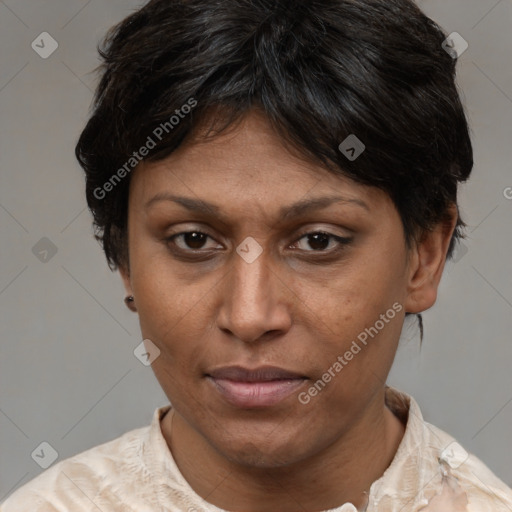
[
  {"left": 206, "top": 365, "right": 307, "bottom": 408},
  {"left": 207, "top": 365, "right": 306, "bottom": 382}
]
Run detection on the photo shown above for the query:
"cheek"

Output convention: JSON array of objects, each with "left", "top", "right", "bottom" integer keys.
[
  {"left": 131, "top": 256, "right": 216, "bottom": 364},
  {"left": 299, "top": 261, "right": 405, "bottom": 386},
  {"left": 308, "top": 265, "right": 402, "bottom": 338}
]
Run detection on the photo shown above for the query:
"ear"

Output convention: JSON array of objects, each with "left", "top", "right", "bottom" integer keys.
[
  {"left": 119, "top": 264, "right": 133, "bottom": 297},
  {"left": 404, "top": 204, "right": 458, "bottom": 314},
  {"left": 119, "top": 265, "right": 138, "bottom": 312}
]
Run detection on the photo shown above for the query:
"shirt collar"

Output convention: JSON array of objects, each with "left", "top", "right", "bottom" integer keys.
[{"left": 367, "top": 386, "right": 444, "bottom": 510}]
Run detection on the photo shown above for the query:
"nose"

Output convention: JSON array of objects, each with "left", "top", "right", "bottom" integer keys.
[{"left": 215, "top": 244, "right": 292, "bottom": 344}]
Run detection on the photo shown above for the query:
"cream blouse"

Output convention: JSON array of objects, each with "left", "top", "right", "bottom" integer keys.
[{"left": 2, "top": 387, "right": 512, "bottom": 512}]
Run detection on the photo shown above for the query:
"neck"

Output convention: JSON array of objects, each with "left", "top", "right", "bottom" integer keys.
[{"left": 162, "top": 390, "right": 405, "bottom": 512}]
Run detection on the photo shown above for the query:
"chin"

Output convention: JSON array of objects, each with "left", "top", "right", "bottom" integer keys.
[{"left": 214, "top": 432, "right": 313, "bottom": 470}]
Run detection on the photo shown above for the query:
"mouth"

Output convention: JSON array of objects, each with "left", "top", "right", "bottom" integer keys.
[{"left": 205, "top": 365, "right": 308, "bottom": 408}]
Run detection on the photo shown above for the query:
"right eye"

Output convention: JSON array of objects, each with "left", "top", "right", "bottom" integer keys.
[{"left": 166, "top": 231, "right": 223, "bottom": 253}]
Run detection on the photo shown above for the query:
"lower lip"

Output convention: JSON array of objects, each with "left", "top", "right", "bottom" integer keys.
[{"left": 207, "top": 377, "right": 306, "bottom": 408}]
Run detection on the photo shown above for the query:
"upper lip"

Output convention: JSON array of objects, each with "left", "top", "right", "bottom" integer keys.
[{"left": 207, "top": 365, "right": 306, "bottom": 382}]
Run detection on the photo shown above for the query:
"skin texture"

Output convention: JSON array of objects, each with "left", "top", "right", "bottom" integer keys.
[{"left": 120, "top": 109, "right": 457, "bottom": 511}]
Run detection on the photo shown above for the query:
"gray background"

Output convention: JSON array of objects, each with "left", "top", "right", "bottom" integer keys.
[{"left": 1, "top": 0, "right": 511, "bottom": 502}]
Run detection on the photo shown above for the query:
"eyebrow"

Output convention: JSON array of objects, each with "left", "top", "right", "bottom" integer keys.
[{"left": 144, "top": 193, "right": 369, "bottom": 220}]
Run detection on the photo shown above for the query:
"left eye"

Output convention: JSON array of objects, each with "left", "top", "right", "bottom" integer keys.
[{"left": 290, "top": 231, "right": 352, "bottom": 252}]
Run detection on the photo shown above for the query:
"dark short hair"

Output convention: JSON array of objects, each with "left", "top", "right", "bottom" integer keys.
[{"left": 75, "top": 0, "right": 473, "bottom": 272}]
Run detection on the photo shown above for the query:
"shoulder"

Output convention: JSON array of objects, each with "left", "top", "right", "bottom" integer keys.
[
  {"left": 379, "top": 388, "right": 512, "bottom": 512},
  {"left": 424, "top": 420, "right": 512, "bottom": 511},
  {"left": 0, "top": 424, "right": 149, "bottom": 512}
]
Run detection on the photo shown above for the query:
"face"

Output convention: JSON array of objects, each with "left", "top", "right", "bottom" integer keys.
[{"left": 121, "top": 109, "right": 447, "bottom": 468}]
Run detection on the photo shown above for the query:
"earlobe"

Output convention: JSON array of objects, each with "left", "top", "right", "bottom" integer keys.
[
  {"left": 404, "top": 205, "right": 458, "bottom": 314},
  {"left": 124, "top": 295, "right": 137, "bottom": 312},
  {"left": 119, "top": 265, "right": 137, "bottom": 312}
]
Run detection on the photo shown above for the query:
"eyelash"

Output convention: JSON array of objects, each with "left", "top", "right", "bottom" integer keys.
[{"left": 165, "top": 230, "right": 353, "bottom": 259}]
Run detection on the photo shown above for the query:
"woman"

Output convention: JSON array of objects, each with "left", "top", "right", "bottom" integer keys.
[{"left": 2, "top": 0, "right": 511, "bottom": 510}]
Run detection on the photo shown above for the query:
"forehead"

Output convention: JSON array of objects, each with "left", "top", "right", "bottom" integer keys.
[
  {"left": 149, "top": 109, "right": 332, "bottom": 184},
  {"left": 129, "top": 109, "right": 395, "bottom": 224}
]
